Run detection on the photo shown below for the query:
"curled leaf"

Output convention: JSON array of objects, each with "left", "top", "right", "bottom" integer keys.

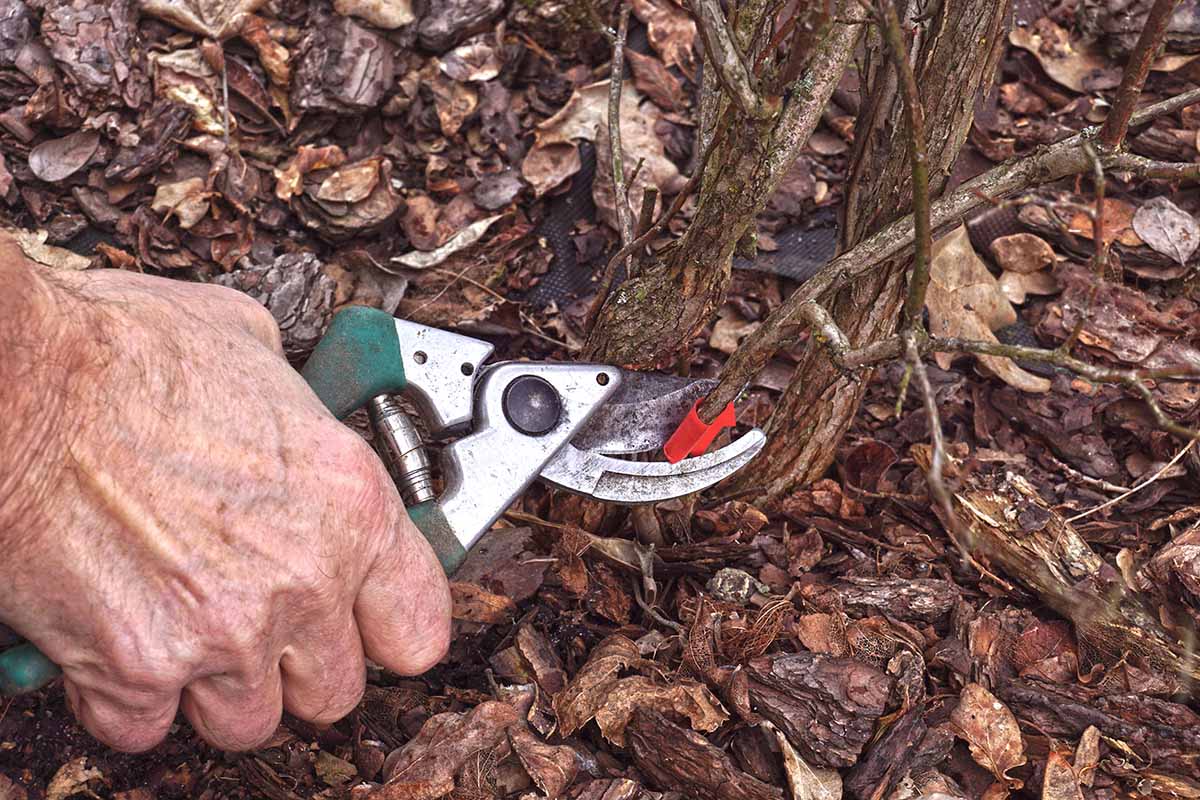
[
  {"left": 28, "top": 131, "right": 99, "bottom": 183},
  {"left": 950, "top": 683, "right": 1027, "bottom": 785}
]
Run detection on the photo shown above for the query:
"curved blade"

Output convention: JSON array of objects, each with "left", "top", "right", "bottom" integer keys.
[
  {"left": 541, "top": 430, "right": 766, "bottom": 503},
  {"left": 572, "top": 374, "right": 717, "bottom": 455}
]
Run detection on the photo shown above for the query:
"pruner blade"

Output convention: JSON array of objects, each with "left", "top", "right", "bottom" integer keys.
[{"left": 540, "top": 429, "right": 766, "bottom": 503}]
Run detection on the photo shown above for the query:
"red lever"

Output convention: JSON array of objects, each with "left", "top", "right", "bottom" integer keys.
[{"left": 663, "top": 398, "right": 737, "bottom": 464}]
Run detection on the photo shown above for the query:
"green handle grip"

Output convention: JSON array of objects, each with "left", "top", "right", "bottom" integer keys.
[
  {"left": 0, "top": 308, "right": 459, "bottom": 696},
  {"left": 0, "top": 643, "right": 60, "bottom": 695},
  {"left": 301, "top": 307, "right": 465, "bottom": 574},
  {"left": 301, "top": 306, "right": 408, "bottom": 420}
]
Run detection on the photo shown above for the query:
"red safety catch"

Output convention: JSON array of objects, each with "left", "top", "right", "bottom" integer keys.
[{"left": 663, "top": 398, "right": 737, "bottom": 464}]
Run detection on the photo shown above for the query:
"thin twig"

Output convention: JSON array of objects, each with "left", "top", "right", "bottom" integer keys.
[
  {"left": 906, "top": 333, "right": 1014, "bottom": 591},
  {"left": 698, "top": 86, "right": 1200, "bottom": 421},
  {"left": 687, "top": 0, "right": 764, "bottom": 118},
  {"left": 1068, "top": 439, "right": 1196, "bottom": 522},
  {"left": 609, "top": 3, "right": 634, "bottom": 255},
  {"left": 875, "top": 0, "right": 931, "bottom": 335},
  {"left": 1099, "top": 0, "right": 1182, "bottom": 149}
]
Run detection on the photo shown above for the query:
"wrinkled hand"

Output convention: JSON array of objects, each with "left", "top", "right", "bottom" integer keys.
[{"left": 0, "top": 259, "right": 450, "bottom": 752}]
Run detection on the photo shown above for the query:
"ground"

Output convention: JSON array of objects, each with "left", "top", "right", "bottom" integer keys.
[{"left": 3, "top": 0, "right": 1200, "bottom": 799}]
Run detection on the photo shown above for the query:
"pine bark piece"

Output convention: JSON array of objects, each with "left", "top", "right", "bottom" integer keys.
[
  {"left": 626, "top": 707, "right": 784, "bottom": 800},
  {"left": 744, "top": 652, "right": 893, "bottom": 768},
  {"left": 213, "top": 251, "right": 336, "bottom": 358},
  {"left": 830, "top": 576, "right": 959, "bottom": 625},
  {"left": 916, "top": 452, "right": 1200, "bottom": 690}
]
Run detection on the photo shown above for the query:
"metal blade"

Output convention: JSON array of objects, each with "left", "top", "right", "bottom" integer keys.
[
  {"left": 541, "top": 430, "right": 766, "bottom": 503},
  {"left": 572, "top": 374, "right": 717, "bottom": 455}
]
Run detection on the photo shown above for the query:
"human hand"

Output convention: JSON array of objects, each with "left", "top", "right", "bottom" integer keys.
[{"left": 0, "top": 244, "right": 450, "bottom": 752}]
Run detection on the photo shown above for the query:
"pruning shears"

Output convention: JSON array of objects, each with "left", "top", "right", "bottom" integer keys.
[{"left": 1, "top": 307, "right": 765, "bottom": 694}]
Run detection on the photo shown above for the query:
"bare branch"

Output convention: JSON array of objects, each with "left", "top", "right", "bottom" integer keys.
[
  {"left": 608, "top": 2, "right": 634, "bottom": 252},
  {"left": 699, "top": 86, "right": 1200, "bottom": 421},
  {"left": 875, "top": 0, "right": 931, "bottom": 334},
  {"left": 1099, "top": 0, "right": 1182, "bottom": 149},
  {"left": 688, "top": 0, "right": 764, "bottom": 119}
]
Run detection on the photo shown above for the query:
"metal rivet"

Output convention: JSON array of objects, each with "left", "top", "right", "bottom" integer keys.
[
  {"left": 413, "top": 351, "right": 428, "bottom": 365},
  {"left": 461, "top": 363, "right": 475, "bottom": 376},
  {"left": 597, "top": 373, "right": 610, "bottom": 386}
]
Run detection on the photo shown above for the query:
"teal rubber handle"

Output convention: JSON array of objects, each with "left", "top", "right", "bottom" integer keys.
[
  {"left": 0, "top": 642, "right": 60, "bottom": 695},
  {"left": 301, "top": 306, "right": 408, "bottom": 420}
]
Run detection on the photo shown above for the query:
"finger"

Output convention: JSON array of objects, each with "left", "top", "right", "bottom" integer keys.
[
  {"left": 354, "top": 519, "right": 451, "bottom": 676},
  {"left": 64, "top": 678, "right": 179, "bottom": 753},
  {"left": 180, "top": 666, "right": 284, "bottom": 751},
  {"left": 280, "top": 616, "right": 366, "bottom": 726}
]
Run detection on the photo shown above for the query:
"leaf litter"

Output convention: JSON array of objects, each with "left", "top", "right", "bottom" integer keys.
[{"left": 4, "top": 2, "right": 1200, "bottom": 800}]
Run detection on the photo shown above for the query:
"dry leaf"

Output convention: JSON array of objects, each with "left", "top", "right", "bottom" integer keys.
[
  {"left": 520, "top": 142, "right": 581, "bottom": 197},
  {"left": 1132, "top": 196, "right": 1199, "bottom": 266},
  {"left": 316, "top": 161, "right": 381, "bottom": 204},
  {"left": 999, "top": 270, "right": 1059, "bottom": 304},
  {"left": 315, "top": 751, "right": 358, "bottom": 786},
  {"left": 1074, "top": 726, "right": 1100, "bottom": 787},
  {"left": 989, "top": 233, "right": 1056, "bottom": 274},
  {"left": 626, "top": 49, "right": 685, "bottom": 110},
  {"left": 380, "top": 701, "right": 519, "bottom": 799},
  {"left": 1009, "top": 19, "right": 1119, "bottom": 93},
  {"left": 440, "top": 38, "right": 501, "bottom": 82},
  {"left": 763, "top": 721, "right": 842, "bottom": 800},
  {"left": 28, "top": 131, "right": 100, "bottom": 183},
  {"left": 45, "top": 758, "right": 103, "bottom": 800},
  {"left": 593, "top": 676, "right": 728, "bottom": 745},
  {"left": 333, "top": 0, "right": 414, "bottom": 28},
  {"left": 629, "top": 0, "right": 697, "bottom": 73},
  {"left": 554, "top": 634, "right": 646, "bottom": 736},
  {"left": 275, "top": 145, "right": 347, "bottom": 201},
  {"left": 5, "top": 229, "right": 90, "bottom": 271},
  {"left": 950, "top": 683, "right": 1027, "bottom": 784},
  {"left": 151, "top": 177, "right": 210, "bottom": 229},
  {"left": 927, "top": 225, "right": 1050, "bottom": 393},
  {"left": 522, "top": 80, "right": 635, "bottom": 195},
  {"left": 710, "top": 306, "right": 761, "bottom": 354},
  {"left": 450, "top": 581, "right": 516, "bottom": 624},
  {"left": 1065, "top": 197, "right": 1142, "bottom": 247},
  {"left": 139, "top": 0, "right": 268, "bottom": 39},
  {"left": 1041, "top": 750, "right": 1084, "bottom": 800},
  {"left": 592, "top": 99, "right": 685, "bottom": 229},
  {"left": 430, "top": 73, "right": 478, "bottom": 136},
  {"left": 392, "top": 214, "right": 502, "bottom": 269},
  {"left": 509, "top": 728, "right": 579, "bottom": 797}
]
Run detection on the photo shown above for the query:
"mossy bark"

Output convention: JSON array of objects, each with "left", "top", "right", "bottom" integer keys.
[
  {"left": 584, "top": 1, "right": 865, "bottom": 369},
  {"left": 743, "top": 0, "right": 1013, "bottom": 499}
]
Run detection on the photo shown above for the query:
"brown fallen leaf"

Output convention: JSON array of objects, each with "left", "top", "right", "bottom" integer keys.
[
  {"left": 1041, "top": 750, "right": 1084, "bottom": 800},
  {"left": 392, "top": 215, "right": 503, "bottom": 269},
  {"left": 28, "top": 130, "right": 99, "bottom": 183},
  {"left": 762, "top": 721, "right": 842, "bottom": 800},
  {"left": 430, "top": 73, "right": 478, "bottom": 136},
  {"left": 316, "top": 160, "right": 381, "bottom": 204},
  {"left": 151, "top": 177, "right": 210, "bottom": 229},
  {"left": 509, "top": 728, "right": 578, "bottom": 797},
  {"left": 625, "top": 49, "right": 685, "bottom": 111},
  {"left": 594, "top": 676, "right": 728, "bottom": 746},
  {"left": 1132, "top": 196, "right": 1199, "bottom": 266},
  {"left": 1073, "top": 726, "right": 1100, "bottom": 787},
  {"left": 275, "top": 145, "right": 347, "bottom": 201},
  {"left": 926, "top": 225, "right": 1051, "bottom": 393},
  {"left": 440, "top": 37, "right": 501, "bottom": 82},
  {"left": 1066, "top": 197, "right": 1143, "bottom": 247},
  {"left": 1009, "top": 18, "right": 1119, "bottom": 93},
  {"left": 333, "top": 0, "right": 415, "bottom": 28},
  {"left": 45, "top": 757, "right": 104, "bottom": 800},
  {"left": 554, "top": 634, "right": 649, "bottom": 736},
  {"left": 450, "top": 580, "right": 516, "bottom": 624},
  {"left": 378, "top": 701, "right": 519, "bottom": 799},
  {"left": 140, "top": 0, "right": 268, "bottom": 38},
  {"left": 950, "top": 683, "right": 1027, "bottom": 785},
  {"left": 999, "top": 270, "right": 1059, "bottom": 305},
  {"left": 629, "top": 0, "right": 698, "bottom": 74},
  {"left": 989, "top": 233, "right": 1056, "bottom": 274},
  {"left": 4, "top": 229, "right": 90, "bottom": 272}
]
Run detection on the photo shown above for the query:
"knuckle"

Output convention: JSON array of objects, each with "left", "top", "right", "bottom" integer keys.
[{"left": 306, "top": 670, "right": 366, "bottom": 726}]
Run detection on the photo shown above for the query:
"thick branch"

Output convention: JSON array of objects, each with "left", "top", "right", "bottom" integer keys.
[
  {"left": 688, "top": 0, "right": 764, "bottom": 119},
  {"left": 1099, "top": 0, "right": 1181, "bottom": 148},
  {"left": 698, "top": 87, "right": 1200, "bottom": 420}
]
